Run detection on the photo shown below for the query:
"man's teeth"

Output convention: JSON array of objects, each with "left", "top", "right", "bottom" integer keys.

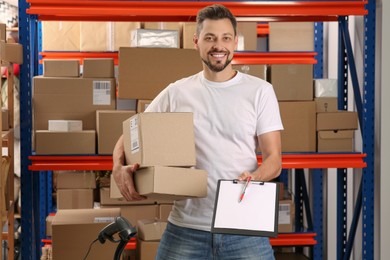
[{"left": 212, "top": 53, "right": 225, "bottom": 57}]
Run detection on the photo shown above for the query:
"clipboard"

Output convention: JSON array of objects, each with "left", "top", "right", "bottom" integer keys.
[{"left": 211, "top": 179, "right": 279, "bottom": 237}]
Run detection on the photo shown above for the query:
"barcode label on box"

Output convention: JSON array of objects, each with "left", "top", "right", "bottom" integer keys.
[
  {"left": 94, "top": 217, "right": 115, "bottom": 223},
  {"left": 130, "top": 117, "right": 140, "bottom": 153},
  {"left": 93, "top": 81, "right": 111, "bottom": 105},
  {"left": 278, "top": 204, "right": 291, "bottom": 224}
]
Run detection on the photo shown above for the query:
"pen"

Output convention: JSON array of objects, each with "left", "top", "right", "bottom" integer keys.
[{"left": 239, "top": 176, "right": 252, "bottom": 203}]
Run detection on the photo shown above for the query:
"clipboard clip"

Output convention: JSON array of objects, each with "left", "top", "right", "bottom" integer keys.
[{"left": 233, "top": 179, "right": 264, "bottom": 185}]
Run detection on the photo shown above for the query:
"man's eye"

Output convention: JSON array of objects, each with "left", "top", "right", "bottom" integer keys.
[{"left": 205, "top": 37, "right": 214, "bottom": 41}]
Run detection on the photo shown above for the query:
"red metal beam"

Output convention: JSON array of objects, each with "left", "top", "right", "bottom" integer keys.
[
  {"left": 39, "top": 51, "right": 317, "bottom": 65},
  {"left": 29, "top": 153, "right": 366, "bottom": 171},
  {"left": 26, "top": 1, "right": 368, "bottom": 22}
]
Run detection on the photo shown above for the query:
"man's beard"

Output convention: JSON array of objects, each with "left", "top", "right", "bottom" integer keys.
[{"left": 202, "top": 53, "right": 233, "bottom": 72}]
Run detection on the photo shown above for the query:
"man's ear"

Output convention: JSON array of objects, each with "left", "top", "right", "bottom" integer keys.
[{"left": 193, "top": 34, "right": 199, "bottom": 50}]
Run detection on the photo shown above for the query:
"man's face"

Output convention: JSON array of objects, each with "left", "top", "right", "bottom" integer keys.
[{"left": 194, "top": 18, "right": 237, "bottom": 73}]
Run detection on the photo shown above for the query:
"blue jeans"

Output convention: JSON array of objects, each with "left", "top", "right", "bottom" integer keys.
[{"left": 155, "top": 222, "right": 275, "bottom": 260}]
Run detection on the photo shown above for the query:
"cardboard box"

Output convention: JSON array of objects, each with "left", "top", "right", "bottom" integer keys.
[
  {"left": 102, "top": 205, "right": 158, "bottom": 228},
  {"left": 232, "top": 64, "right": 266, "bottom": 80},
  {"left": 100, "top": 187, "right": 157, "bottom": 205},
  {"left": 268, "top": 64, "right": 313, "bottom": 101},
  {"left": 80, "top": 22, "right": 111, "bottom": 51},
  {"left": 314, "top": 97, "right": 338, "bottom": 112},
  {"left": 317, "top": 111, "right": 358, "bottom": 130},
  {"left": 118, "top": 47, "right": 202, "bottom": 99},
  {"left": 52, "top": 208, "right": 120, "bottom": 260},
  {"left": 113, "top": 22, "right": 142, "bottom": 51},
  {"left": 144, "top": 22, "right": 182, "bottom": 31},
  {"left": 278, "top": 102, "right": 316, "bottom": 152},
  {"left": 56, "top": 171, "right": 96, "bottom": 189},
  {"left": 43, "top": 59, "right": 80, "bottom": 77},
  {"left": 317, "top": 130, "right": 354, "bottom": 152},
  {"left": 182, "top": 22, "right": 196, "bottom": 49},
  {"left": 96, "top": 110, "right": 136, "bottom": 155},
  {"left": 158, "top": 204, "right": 173, "bottom": 222},
  {"left": 123, "top": 113, "right": 196, "bottom": 167},
  {"left": 269, "top": 22, "right": 314, "bottom": 51},
  {"left": 130, "top": 29, "right": 179, "bottom": 48},
  {"left": 137, "top": 219, "right": 167, "bottom": 241},
  {"left": 48, "top": 120, "right": 83, "bottom": 132},
  {"left": 42, "top": 21, "right": 80, "bottom": 51},
  {"left": 33, "top": 76, "right": 116, "bottom": 130},
  {"left": 46, "top": 214, "right": 55, "bottom": 237},
  {"left": 278, "top": 199, "right": 295, "bottom": 233},
  {"left": 0, "top": 23, "right": 6, "bottom": 41},
  {"left": 35, "top": 130, "right": 96, "bottom": 155},
  {"left": 136, "top": 239, "right": 159, "bottom": 260},
  {"left": 0, "top": 41, "right": 23, "bottom": 64},
  {"left": 236, "top": 22, "right": 258, "bottom": 51},
  {"left": 1, "top": 108, "right": 9, "bottom": 130},
  {"left": 83, "top": 58, "right": 114, "bottom": 78},
  {"left": 314, "top": 78, "right": 338, "bottom": 98},
  {"left": 134, "top": 166, "right": 207, "bottom": 200},
  {"left": 137, "top": 100, "right": 153, "bottom": 113},
  {"left": 56, "top": 189, "right": 94, "bottom": 209}
]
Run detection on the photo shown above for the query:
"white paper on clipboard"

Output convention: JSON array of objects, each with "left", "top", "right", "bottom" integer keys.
[{"left": 211, "top": 179, "right": 279, "bottom": 237}]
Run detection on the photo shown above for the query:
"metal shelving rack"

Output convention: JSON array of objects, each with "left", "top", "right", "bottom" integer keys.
[{"left": 18, "top": 1, "right": 373, "bottom": 260}]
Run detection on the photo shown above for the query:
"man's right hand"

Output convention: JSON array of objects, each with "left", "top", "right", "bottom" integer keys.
[
  {"left": 112, "top": 135, "right": 146, "bottom": 201},
  {"left": 112, "top": 163, "right": 145, "bottom": 201}
]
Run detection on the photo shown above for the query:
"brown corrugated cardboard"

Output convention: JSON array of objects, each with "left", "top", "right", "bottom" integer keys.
[
  {"left": 96, "top": 110, "right": 136, "bottom": 154},
  {"left": 42, "top": 21, "right": 80, "bottom": 51},
  {"left": 118, "top": 47, "right": 202, "bottom": 99},
  {"left": 317, "top": 130, "right": 354, "bottom": 152},
  {"left": 269, "top": 22, "right": 314, "bottom": 51},
  {"left": 113, "top": 22, "right": 142, "bottom": 51},
  {"left": 48, "top": 120, "right": 83, "bottom": 132},
  {"left": 233, "top": 64, "right": 266, "bottom": 80},
  {"left": 0, "top": 41, "right": 23, "bottom": 64},
  {"left": 136, "top": 239, "right": 159, "bottom": 260},
  {"left": 83, "top": 58, "right": 114, "bottom": 78},
  {"left": 56, "top": 189, "right": 94, "bottom": 209},
  {"left": 43, "top": 59, "right": 80, "bottom": 77},
  {"left": 134, "top": 166, "right": 207, "bottom": 200},
  {"left": 100, "top": 187, "right": 156, "bottom": 205},
  {"left": 278, "top": 101, "right": 316, "bottom": 152},
  {"left": 52, "top": 208, "right": 120, "bottom": 260},
  {"left": 136, "top": 100, "right": 153, "bottom": 113},
  {"left": 158, "top": 204, "right": 173, "bottom": 222},
  {"left": 236, "top": 22, "right": 258, "bottom": 51},
  {"left": 317, "top": 111, "right": 358, "bottom": 130},
  {"left": 314, "top": 97, "right": 338, "bottom": 112},
  {"left": 35, "top": 130, "right": 96, "bottom": 155},
  {"left": 268, "top": 64, "right": 313, "bottom": 101},
  {"left": 80, "top": 22, "right": 111, "bottom": 51},
  {"left": 182, "top": 22, "right": 196, "bottom": 49},
  {"left": 33, "top": 76, "right": 116, "bottom": 130},
  {"left": 123, "top": 113, "right": 196, "bottom": 167},
  {"left": 278, "top": 199, "right": 295, "bottom": 233},
  {"left": 46, "top": 214, "right": 55, "bottom": 237},
  {"left": 1, "top": 108, "right": 9, "bottom": 130},
  {"left": 0, "top": 23, "right": 6, "bottom": 41},
  {"left": 56, "top": 171, "right": 96, "bottom": 189},
  {"left": 137, "top": 219, "right": 167, "bottom": 241},
  {"left": 102, "top": 205, "right": 158, "bottom": 228}
]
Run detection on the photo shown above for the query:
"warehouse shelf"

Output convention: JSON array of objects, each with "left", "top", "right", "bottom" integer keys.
[
  {"left": 270, "top": 232, "right": 317, "bottom": 247},
  {"left": 18, "top": 1, "right": 375, "bottom": 259},
  {"left": 257, "top": 23, "right": 269, "bottom": 37},
  {"left": 39, "top": 51, "right": 318, "bottom": 65},
  {"left": 26, "top": 1, "right": 367, "bottom": 22},
  {"left": 28, "top": 153, "right": 366, "bottom": 171}
]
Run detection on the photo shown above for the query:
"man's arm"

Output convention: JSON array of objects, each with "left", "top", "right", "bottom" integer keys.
[
  {"left": 112, "top": 135, "right": 145, "bottom": 201},
  {"left": 238, "top": 130, "right": 282, "bottom": 181}
]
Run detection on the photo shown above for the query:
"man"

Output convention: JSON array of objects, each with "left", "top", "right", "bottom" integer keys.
[{"left": 113, "top": 4, "right": 283, "bottom": 259}]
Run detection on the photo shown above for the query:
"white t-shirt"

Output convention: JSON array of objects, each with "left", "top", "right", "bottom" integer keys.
[{"left": 146, "top": 71, "right": 284, "bottom": 231}]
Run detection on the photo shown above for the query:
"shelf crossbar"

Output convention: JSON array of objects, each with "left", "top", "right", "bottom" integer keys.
[
  {"left": 26, "top": 1, "right": 368, "bottom": 22},
  {"left": 28, "top": 153, "right": 366, "bottom": 171}
]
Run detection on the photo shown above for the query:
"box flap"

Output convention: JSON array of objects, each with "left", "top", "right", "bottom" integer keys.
[
  {"left": 53, "top": 208, "right": 120, "bottom": 225},
  {"left": 318, "top": 130, "right": 354, "bottom": 140}
]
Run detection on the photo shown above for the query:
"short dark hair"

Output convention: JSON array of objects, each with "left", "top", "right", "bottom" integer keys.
[{"left": 196, "top": 4, "right": 237, "bottom": 36}]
